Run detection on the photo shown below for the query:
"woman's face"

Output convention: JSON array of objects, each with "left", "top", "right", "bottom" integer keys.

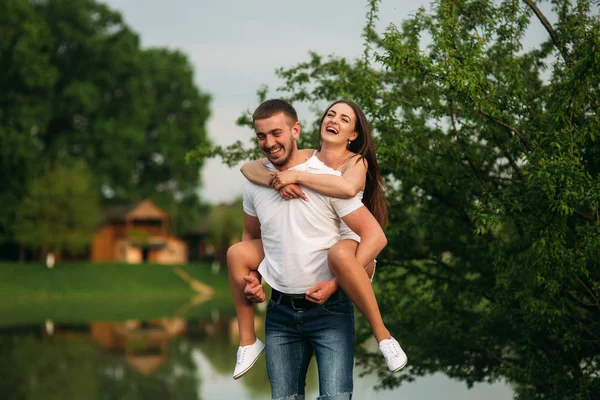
[{"left": 320, "top": 102, "right": 358, "bottom": 147}]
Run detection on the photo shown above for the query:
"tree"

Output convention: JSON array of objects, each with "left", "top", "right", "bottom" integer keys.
[
  {"left": 130, "top": 48, "right": 212, "bottom": 235},
  {"left": 0, "top": 0, "right": 56, "bottom": 244},
  {"left": 14, "top": 162, "right": 100, "bottom": 258},
  {"left": 205, "top": 198, "right": 245, "bottom": 262},
  {"left": 0, "top": 0, "right": 211, "bottom": 253},
  {"left": 189, "top": 0, "right": 599, "bottom": 398}
]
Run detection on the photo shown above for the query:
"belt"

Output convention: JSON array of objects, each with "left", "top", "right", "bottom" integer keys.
[
  {"left": 271, "top": 288, "right": 343, "bottom": 311},
  {"left": 271, "top": 289, "right": 319, "bottom": 311}
]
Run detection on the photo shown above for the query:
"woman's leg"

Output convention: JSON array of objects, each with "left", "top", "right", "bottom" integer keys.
[
  {"left": 328, "top": 239, "right": 390, "bottom": 343},
  {"left": 226, "top": 239, "right": 264, "bottom": 346}
]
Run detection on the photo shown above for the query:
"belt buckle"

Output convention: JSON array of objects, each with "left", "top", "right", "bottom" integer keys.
[{"left": 290, "top": 295, "right": 308, "bottom": 312}]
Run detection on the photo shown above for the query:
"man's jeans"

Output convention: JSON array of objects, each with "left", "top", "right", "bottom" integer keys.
[{"left": 265, "top": 290, "right": 354, "bottom": 400}]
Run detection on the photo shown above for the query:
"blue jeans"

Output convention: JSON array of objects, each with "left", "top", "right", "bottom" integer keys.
[{"left": 265, "top": 290, "right": 354, "bottom": 400}]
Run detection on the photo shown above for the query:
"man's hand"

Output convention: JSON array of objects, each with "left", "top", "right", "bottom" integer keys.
[
  {"left": 305, "top": 280, "right": 337, "bottom": 304},
  {"left": 278, "top": 184, "right": 308, "bottom": 201},
  {"left": 243, "top": 272, "right": 265, "bottom": 303}
]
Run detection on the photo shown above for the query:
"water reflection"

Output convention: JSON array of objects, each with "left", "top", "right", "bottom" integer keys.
[
  {"left": 0, "top": 314, "right": 513, "bottom": 400},
  {"left": 0, "top": 315, "right": 281, "bottom": 399},
  {"left": 0, "top": 320, "right": 202, "bottom": 400}
]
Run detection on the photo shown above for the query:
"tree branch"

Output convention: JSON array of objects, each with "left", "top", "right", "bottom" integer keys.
[
  {"left": 567, "top": 292, "right": 599, "bottom": 310},
  {"left": 573, "top": 208, "right": 599, "bottom": 222},
  {"left": 571, "top": 349, "right": 592, "bottom": 400},
  {"left": 403, "top": 263, "right": 456, "bottom": 284},
  {"left": 504, "top": 151, "right": 525, "bottom": 182},
  {"left": 473, "top": 339, "right": 513, "bottom": 367},
  {"left": 413, "top": 253, "right": 498, "bottom": 304},
  {"left": 558, "top": 302, "right": 600, "bottom": 342},
  {"left": 449, "top": 98, "right": 487, "bottom": 183},
  {"left": 522, "top": 0, "right": 570, "bottom": 64},
  {"left": 578, "top": 277, "right": 600, "bottom": 312},
  {"left": 415, "top": 252, "right": 463, "bottom": 278},
  {"left": 478, "top": 109, "right": 533, "bottom": 151},
  {"left": 420, "top": 185, "right": 480, "bottom": 232},
  {"left": 480, "top": 174, "right": 519, "bottom": 186}
]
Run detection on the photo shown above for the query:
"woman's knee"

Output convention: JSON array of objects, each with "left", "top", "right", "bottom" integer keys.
[
  {"left": 328, "top": 241, "right": 358, "bottom": 270},
  {"left": 226, "top": 242, "right": 245, "bottom": 268},
  {"left": 227, "top": 240, "right": 263, "bottom": 272}
]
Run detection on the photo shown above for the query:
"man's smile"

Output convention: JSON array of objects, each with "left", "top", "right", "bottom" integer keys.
[{"left": 267, "top": 147, "right": 283, "bottom": 155}]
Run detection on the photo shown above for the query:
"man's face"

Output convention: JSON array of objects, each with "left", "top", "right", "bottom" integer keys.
[{"left": 254, "top": 112, "right": 300, "bottom": 168}]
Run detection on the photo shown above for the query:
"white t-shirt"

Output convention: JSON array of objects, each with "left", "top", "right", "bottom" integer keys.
[
  {"left": 243, "top": 155, "right": 364, "bottom": 293},
  {"left": 339, "top": 191, "right": 362, "bottom": 242}
]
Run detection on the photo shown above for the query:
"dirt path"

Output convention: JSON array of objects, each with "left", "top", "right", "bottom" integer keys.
[{"left": 172, "top": 266, "right": 216, "bottom": 315}]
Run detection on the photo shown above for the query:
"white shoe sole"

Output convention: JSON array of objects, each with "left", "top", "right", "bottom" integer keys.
[
  {"left": 390, "top": 357, "right": 408, "bottom": 373},
  {"left": 233, "top": 346, "right": 266, "bottom": 380}
]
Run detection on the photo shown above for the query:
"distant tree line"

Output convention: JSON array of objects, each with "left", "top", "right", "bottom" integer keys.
[{"left": 0, "top": 0, "right": 211, "bottom": 259}]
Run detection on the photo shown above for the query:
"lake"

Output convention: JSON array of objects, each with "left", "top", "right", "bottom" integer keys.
[{"left": 0, "top": 302, "right": 514, "bottom": 399}]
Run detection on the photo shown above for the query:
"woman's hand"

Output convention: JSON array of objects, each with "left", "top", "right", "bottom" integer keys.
[
  {"left": 270, "top": 170, "right": 299, "bottom": 190},
  {"left": 278, "top": 184, "right": 307, "bottom": 201}
]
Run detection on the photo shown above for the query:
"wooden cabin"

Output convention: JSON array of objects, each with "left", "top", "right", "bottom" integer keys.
[{"left": 90, "top": 200, "right": 188, "bottom": 264}]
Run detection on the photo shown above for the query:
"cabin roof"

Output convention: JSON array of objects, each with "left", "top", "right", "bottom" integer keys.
[{"left": 103, "top": 200, "right": 168, "bottom": 223}]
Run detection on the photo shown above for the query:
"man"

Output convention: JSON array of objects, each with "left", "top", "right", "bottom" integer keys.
[{"left": 242, "top": 99, "right": 386, "bottom": 399}]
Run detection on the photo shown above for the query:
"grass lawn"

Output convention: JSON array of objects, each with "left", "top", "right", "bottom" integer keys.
[{"left": 0, "top": 262, "right": 235, "bottom": 327}]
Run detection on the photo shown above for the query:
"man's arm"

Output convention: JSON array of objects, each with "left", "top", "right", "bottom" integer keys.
[{"left": 242, "top": 212, "right": 261, "bottom": 241}]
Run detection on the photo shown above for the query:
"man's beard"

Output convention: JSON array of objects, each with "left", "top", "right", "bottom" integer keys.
[{"left": 266, "top": 141, "right": 295, "bottom": 167}]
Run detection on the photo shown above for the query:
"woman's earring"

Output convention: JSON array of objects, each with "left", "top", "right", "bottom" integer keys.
[{"left": 347, "top": 139, "right": 352, "bottom": 149}]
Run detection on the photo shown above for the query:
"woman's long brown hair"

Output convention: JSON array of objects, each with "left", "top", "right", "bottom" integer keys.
[{"left": 318, "top": 100, "right": 388, "bottom": 229}]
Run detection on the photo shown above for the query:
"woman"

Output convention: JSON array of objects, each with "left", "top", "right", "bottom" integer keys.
[{"left": 228, "top": 100, "right": 407, "bottom": 379}]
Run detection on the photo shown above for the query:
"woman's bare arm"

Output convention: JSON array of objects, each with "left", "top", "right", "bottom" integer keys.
[
  {"left": 239, "top": 149, "right": 314, "bottom": 188},
  {"left": 271, "top": 155, "right": 368, "bottom": 198},
  {"left": 240, "top": 159, "right": 272, "bottom": 187}
]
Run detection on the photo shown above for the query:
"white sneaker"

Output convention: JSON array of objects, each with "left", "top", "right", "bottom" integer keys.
[
  {"left": 378, "top": 337, "right": 408, "bottom": 372},
  {"left": 233, "top": 338, "right": 265, "bottom": 379}
]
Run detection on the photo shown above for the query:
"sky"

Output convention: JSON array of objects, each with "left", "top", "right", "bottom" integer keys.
[{"left": 103, "top": 0, "right": 551, "bottom": 205}]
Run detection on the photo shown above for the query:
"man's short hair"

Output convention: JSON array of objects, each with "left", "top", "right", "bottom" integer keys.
[{"left": 252, "top": 99, "right": 298, "bottom": 128}]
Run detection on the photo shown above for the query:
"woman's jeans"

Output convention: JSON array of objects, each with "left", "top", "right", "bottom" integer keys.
[{"left": 265, "top": 290, "right": 354, "bottom": 400}]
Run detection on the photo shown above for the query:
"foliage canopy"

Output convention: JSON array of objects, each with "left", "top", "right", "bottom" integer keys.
[
  {"left": 14, "top": 162, "right": 100, "bottom": 256},
  {"left": 0, "top": 0, "right": 211, "bottom": 254}
]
